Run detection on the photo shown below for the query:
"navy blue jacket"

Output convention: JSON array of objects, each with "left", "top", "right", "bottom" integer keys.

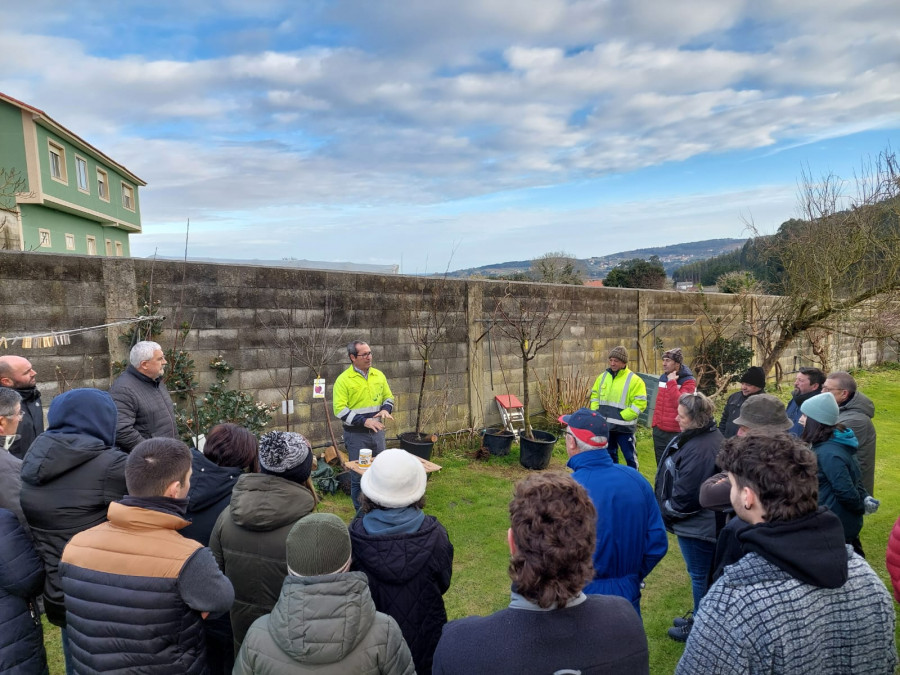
[
  {"left": 350, "top": 514, "right": 453, "bottom": 675},
  {"left": 19, "top": 388, "right": 127, "bottom": 626},
  {"left": 0, "top": 508, "right": 47, "bottom": 674},
  {"left": 182, "top": 449, "right": 242, "bottom": 547}
]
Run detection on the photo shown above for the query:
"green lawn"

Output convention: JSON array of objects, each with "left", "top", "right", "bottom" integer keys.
[{"left": 42, "top": 367, "right": 900, "bottom": 673}]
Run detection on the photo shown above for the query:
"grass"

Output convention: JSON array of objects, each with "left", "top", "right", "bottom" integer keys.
[{"left": 42, "top": 368, "right": 900, "bottom": 673}]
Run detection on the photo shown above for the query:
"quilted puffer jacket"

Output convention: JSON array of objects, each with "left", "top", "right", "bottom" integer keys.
[
  {"left": 210, "top": 473, "right": 316, "bottom": 652},
  {"left": 350, "top": 514, "right": 453, "bottom": 675},
  {"left": 0, "top": 508, "right": 46, "bottom": 674},
  {"left": 234, "top": 572, "right": 414, "bottom": 675}
]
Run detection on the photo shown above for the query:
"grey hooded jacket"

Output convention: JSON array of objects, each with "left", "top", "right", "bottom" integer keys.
[
  {"left": 838, "top": 391, "right": 876, "bottom": 495},
  {"left": 234, "top": 572, "right": 414, "bottom": 675}
]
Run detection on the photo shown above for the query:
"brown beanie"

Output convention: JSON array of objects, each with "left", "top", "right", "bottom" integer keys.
[{"left": 608, "top": 346, "right": 628, "bottom": 363}]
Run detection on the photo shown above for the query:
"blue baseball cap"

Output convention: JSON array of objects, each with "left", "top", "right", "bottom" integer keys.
[{"left": 558, "top": 408, "right": 609, "bottom": 448}]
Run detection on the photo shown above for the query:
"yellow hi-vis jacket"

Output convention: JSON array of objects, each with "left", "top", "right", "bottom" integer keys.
[
  {"left": 589, "top": 367, "right": 647, "bottom": 430},
  {"left": 333, "top": 366, "right": 395, "bottom": 427}
]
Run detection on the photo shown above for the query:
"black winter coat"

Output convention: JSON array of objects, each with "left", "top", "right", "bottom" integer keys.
[
  {"left": 0, "top": 508, "right": 46, "bottom": 674},
  {"left": 19, "top": 434, "right": 127, "bottom": 625},
  {"left": 655, "top": 423, "right": 722, "bottom": 542},
  {"left": 7, "top": 386, "right": 43, "bottom": 460},
  {"left": 350, "top": 514, "right": 454, "bottom": 675},
  {"left": 718, "top": 390, "right": 761, "bottom": 438},
  {"left": 182, "top": 448, "right": 243, "bottom": 547}
]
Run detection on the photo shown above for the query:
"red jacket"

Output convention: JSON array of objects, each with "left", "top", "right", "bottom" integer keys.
[
  {"left": 651, "top": 365, "right": 697, "bottom": 433},
  {"left": 886, "top": 515, "right": 900, "bottom": 602}
]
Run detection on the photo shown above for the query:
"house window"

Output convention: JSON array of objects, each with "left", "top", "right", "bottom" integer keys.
[
  {"left": 105, "top": 239, "right": 113, "bottom": 256},
  {"left": 48, "top": 141, "right": 67, "bottom": 183},
  {"left": 65, "top": 233, "right": 75, "bottom": 250},
  {"left": 86, "top": 236, "right": 97, "bottom": 255},
  {"left": 115, "top": 241, "right": 123, "bottom": 257},
  {"left": 97, "top": 169, "right": 109, "bottom": 201},
  {"left": 121, "top": 183, "right": 134, "bottom": 211},
  {"left": 76, "top": 156, "right": 89, "bottom": 193},
  {"left": 38, "top": 229, "right": 51, "bottom": 247}
]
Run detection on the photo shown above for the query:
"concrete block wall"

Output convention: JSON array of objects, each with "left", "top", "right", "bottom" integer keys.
[{"left": 0, "top": 250, "right": 889, "bottom": 445}]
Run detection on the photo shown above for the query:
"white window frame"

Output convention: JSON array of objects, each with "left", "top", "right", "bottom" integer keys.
[
  {"left": 65, "top": 233, "right": 75, "bottom": 250},
  {"left": 86, "top": 235, "right": 97, "bottom": 255},
  {"left": 105, "top": 239, "right": 113, "bottom": 256},
  {"left": 38, "top": 229, "right": 51, "bottom": 247},
  {"left": 97, "top": 168, "right": 109, "bottom": 202},
  {"left": 75, "top": 155, "right": 89, "bottom": 193},
  {"left": 48, "top": 140, "right": 67, "bottom": 183},
  {"left": 115, "top": 241, "right": 123, "bottom": 257},
  {"left": 121, "top": 182, "right": 135, "bottom": 211}
]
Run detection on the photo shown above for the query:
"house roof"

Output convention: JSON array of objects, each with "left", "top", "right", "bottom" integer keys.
[{"left": 0, "top": 91, "right": 146, "bottom": 186}]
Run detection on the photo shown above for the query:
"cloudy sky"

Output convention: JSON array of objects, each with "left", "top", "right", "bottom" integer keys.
[{"left": 3, "top": 1, "right": 899, "bottom": 272}]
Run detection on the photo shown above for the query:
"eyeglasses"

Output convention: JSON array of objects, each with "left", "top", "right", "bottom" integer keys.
[
  {"left": 1, "top": 410, "right": 23, "bottom": 419},
  {"left": 355, "top": 352, "right": 372, "bottom": 358}
]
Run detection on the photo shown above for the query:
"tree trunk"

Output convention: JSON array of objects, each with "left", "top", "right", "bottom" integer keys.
[
  {"left": 415, "top": 359, "right": 427, "bottom": 436},
  {"left": 522, "top": 352, "right": 533, "bottom": 439}
]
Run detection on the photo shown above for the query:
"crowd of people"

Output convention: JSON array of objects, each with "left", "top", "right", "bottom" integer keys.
[{"left": 0, "top": 341, "right": 898, "bottom": 674}]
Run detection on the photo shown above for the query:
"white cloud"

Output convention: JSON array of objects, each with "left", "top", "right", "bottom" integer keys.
[{"left": 0, "top": 0, "right": 897, "bottom": 268}]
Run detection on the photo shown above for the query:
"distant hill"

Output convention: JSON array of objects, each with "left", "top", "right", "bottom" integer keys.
[{"left": 447, "top": 238, "right": 746, "bottom": 279}]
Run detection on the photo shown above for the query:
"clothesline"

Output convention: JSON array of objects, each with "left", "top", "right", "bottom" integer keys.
[{"left": 0, "top": 316, "right": 164, "bottom": 349}]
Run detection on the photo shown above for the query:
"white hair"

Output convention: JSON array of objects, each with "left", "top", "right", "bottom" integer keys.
[{"left": 130, "top": 341, "right": 162, "bottom": 369}]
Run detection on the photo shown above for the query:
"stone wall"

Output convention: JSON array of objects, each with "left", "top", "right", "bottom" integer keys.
[{"left": 0, "top": 250, "right": 892, "bottom": 445}]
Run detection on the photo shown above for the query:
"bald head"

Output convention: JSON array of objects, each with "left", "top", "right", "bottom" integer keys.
[{"left": 0, "top": 356, "right": 36, "bottom": 389}]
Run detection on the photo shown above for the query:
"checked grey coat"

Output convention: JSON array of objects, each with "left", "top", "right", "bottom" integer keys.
[{"left": 676, "top": 546, "right": 896, "bottom": 674}]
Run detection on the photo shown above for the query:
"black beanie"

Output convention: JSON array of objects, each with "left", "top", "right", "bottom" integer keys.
[{"left": 740, "top": 366, "right": 766, "bottom": 389}]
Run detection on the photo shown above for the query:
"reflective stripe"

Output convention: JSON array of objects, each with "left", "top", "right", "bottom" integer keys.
[
  {"left": 339, "top": 405, "right": 381, "bottom": 424},
  {"left": 617, "top": 373, "right": 634, "bottom": 407},
  {"left": 606, "top": 417, "right": 637, "bottom": 428}
]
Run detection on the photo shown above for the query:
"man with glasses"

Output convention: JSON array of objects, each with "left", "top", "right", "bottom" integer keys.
[
  {"left": 333, "top": 340, "right": 395, "bottom": 510},
  {"left": 560, "top": 407, "right": 667, "bottom": 615},
  {"left": 0, "top": 387, "right": 31, "bottom": 531},
  {"left": 0, "top": 355, "right": 43, "bottom": 459},
  {"left": 823, "top": 371, "right": 877, "bottom": 496}
]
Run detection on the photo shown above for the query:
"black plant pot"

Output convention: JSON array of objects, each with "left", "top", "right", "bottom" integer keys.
[
  {"left": 482, "top": 428, "right": 514, "bottom": 456},
  {"left": 399, "top": 431, "right": 436, "bottom": 461},
  {"left": 518, "top": 430, "right": 557, "bottom": 470}
]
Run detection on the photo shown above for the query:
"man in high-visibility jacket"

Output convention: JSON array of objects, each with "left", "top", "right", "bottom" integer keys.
[
  {"left": 589, "top": 345, "right": 647, "bottom": 469},
  {"left": 333, "top": 340, "right": 395, "bottom": 510}
]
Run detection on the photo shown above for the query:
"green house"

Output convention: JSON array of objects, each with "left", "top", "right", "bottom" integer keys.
[{"left": 0, "top": 92, "right": 145, "bottom": 256}]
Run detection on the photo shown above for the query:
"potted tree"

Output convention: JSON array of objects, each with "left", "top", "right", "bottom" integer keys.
[
  {"left": 399, "top": 276, "right": 460, "bottom": 460},
  {"left": 492, "top": 285, "right": 571, "bottom": 469}
]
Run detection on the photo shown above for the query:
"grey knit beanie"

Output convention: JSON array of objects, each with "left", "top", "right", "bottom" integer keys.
[
  {"left": 258, "top": 431, "right": 312, "bottom": 478},
  {"left": 662, "top": 348, "right": 683, "bottom": 364},
  {"left": 608, "top": 346, "right": 628, "bottom": 363},
  {"left": 286, "top": 513, "right": 352, "bottom": 577}
]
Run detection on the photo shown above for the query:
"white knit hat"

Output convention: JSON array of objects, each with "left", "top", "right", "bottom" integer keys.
[{"left": 360, "top": 448, "right": 427, "bottom": 508}]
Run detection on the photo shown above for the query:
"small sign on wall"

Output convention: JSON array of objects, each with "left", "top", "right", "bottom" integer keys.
[{"left": 313, "top": 378, "right": 326, "bottom": 399}]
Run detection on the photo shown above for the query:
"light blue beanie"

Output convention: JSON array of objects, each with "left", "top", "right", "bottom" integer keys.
[{"left": 800, "top": 392, "right": 840, "bottom": 426}]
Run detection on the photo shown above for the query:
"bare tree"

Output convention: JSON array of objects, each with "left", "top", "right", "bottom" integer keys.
[
  {"left": 258, "top": 291, "right": 349, "bottom": 447},
  {"left": 404, "top": 276, "right": 461, "bottom": 438},
  {"left": 748, "top": 149, "right": 900, "bottom": 375},
  {"left": 688, "top": 290, "right": 753, "bottom": 397},
  {"left": 0, "top": 167, "right": 34, "bottom": 250},
  {"left": 492, "top": 284, "right": 571, "bottom": 439}
]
